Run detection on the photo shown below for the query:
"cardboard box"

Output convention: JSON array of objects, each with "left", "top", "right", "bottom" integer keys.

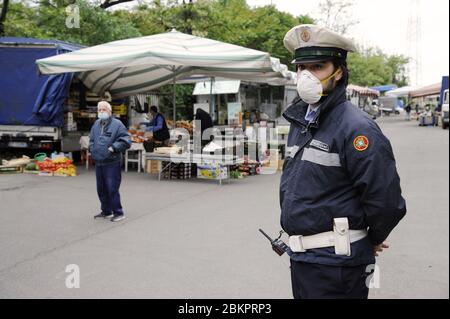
[
  {"left": 146, "top": 160, "right": 161, "bottom": 174},
  {"left": 197, "top": 165, "right": 228, "bottom": 180},
  {"left": 278, "top": 159, "right": 284, "bottom": 171},
  {"left": 38, "top": 171, "right": 53, "bottom": 176},
  {"left": 113, "top": 104, "right": 127, "bottom": 115}
]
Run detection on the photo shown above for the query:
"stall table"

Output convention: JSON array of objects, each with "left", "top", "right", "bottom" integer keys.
[
  {"left": 145, "top": 153, "right": 244, "bottom": 185},
  {"left": 80, "top": 136, "right": 145, "bottom": 172},
  {"left": 79, "top": 136, "right": 91, "bottom": 169},
  {"left": 125, "top": 143, "right": 145, "bottom": 173}
]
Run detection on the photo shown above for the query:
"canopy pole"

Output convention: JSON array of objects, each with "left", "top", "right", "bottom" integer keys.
[
  {"left": 209, "top": 77, "right": 215, "bottom": 122},
  {"left": 209, "top": 77, "right": 213, "bottom": 118},
  {"left": 173, "top": 66, "right": 176, "bottom": 129}
]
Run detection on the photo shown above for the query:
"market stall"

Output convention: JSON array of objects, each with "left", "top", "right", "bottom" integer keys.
[
  {"left": 346, "top": 84, "right": 380, "bottom": 119},
  {"left": 409, "top": 82, "right": 442, "bottom": 125},
  {"left": 36, "top": 30, "right": 292, "bottom": 181},
  {"left": 36, "top": 30, "right": 294, "bottom": 127}
]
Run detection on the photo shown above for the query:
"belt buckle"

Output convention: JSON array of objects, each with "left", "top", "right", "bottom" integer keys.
[{"left": 289, "top": 235, "right": 306, "bottom": 253}]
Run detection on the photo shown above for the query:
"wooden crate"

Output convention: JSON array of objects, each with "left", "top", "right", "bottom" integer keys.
[
  {"left": 38, "top": 171, "right": 54, "bottom": 176},
  {"left": 53, "top": 172, "right": 69, "bottom": 177},
  {"left": 23, "top": 170, "right": 40, "bottom": 174},
  {"left": 0, "top": 166, "right": 23, "bottom": 174}
]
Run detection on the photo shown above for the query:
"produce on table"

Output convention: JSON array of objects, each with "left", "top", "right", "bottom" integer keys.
[
  {"left": 36, "top": 157, "right": 77, "bottom": 176},
  {"left": 128, "top": 129, "right": 148, "bottom": 143},
  {"left": 54, "top": 166, "right": 77, "bottom": 177},
  {"left": 167, "top": 120, "right": 193, "bottom": 134},
  {"left": 230, "top": 171, "right": 243, "bottom": 179},
  {"left": 25, "top": 162, "right": 38, "bottom": 171}
]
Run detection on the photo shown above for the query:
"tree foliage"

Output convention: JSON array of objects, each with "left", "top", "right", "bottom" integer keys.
[
  {"left": 348, "top": 47, "right": 409, "bottom": 87},
  {"left": 1, "top": 0, "right": 410, "bottom": 87},
  {"left": 112, "top": 0, "right": 314, "bottom": 67},
  {"left": 3, "top": 0, "right": 140, "bottom": 45}
]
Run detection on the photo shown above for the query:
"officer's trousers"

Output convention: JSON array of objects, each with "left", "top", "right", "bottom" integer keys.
[
  {"left": 96, "top": 161, "right": 124, "bottom": 216},
  {"left": 290, "top": 260, "right": 370, "bottom": 299}
]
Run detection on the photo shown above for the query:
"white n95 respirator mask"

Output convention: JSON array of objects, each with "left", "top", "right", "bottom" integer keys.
[{"left": 297, "top": 68, "right": 342, "bottom": 105}]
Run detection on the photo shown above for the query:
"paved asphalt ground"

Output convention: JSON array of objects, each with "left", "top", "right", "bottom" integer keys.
[{"left": 0, "top": 116, "right": 448, "bottom": 299}]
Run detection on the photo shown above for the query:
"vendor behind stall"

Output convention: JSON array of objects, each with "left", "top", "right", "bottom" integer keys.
[
  {"left": 145, "top": 106, "right": 170, "bottom": 146},
  {"left": 194, "top": 108, "right": 214, "bottom": 147}
]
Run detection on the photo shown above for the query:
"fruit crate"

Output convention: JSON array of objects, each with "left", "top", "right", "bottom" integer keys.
[
  {"left": 0, "top": 166, "right": 23, "bottom": 174},
  {"left": 163, "top": 163, "right": 192, "bottom": 180}
]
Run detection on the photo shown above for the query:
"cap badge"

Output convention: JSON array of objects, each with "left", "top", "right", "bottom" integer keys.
[{"left": 300, "top": 30, "right": 311, "bottom": 42}]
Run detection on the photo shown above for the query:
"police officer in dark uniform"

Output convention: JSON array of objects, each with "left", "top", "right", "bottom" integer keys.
[{"left": 280, "top": 25, "right": 407, "bottom": 299}]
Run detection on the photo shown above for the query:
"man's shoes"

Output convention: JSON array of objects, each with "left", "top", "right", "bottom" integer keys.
[
  {"left": 111, "top": 215, "right": 126, "bottom": 222},
  {"left": 94, "top": 212, "right": 114, "bottom": 219}
]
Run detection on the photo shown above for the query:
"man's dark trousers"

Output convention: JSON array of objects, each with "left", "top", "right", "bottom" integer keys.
[
  {"left": 96, "top": 161, "right": 124, "bottom": 216},
  {"left": 290, "top": 260, "right": 371, "bottom": 299}
]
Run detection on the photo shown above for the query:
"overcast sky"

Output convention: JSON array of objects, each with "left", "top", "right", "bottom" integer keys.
[{"left": 246, "top": 0, "right": 449, "bottom": 86}]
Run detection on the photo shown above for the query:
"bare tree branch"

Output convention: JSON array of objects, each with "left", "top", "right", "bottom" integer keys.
[
  {"left": 38, "top": 0, "right": 57, "bottom": 8},
  {"left": 318, "top": 0, "right": 358, "bottom": 35}
]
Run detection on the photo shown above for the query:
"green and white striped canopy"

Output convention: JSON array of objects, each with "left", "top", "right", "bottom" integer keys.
[{"left": 36, "top": 30, "right": 294, "bottom": 97}]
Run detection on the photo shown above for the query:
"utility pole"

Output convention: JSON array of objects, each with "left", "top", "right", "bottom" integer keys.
[{"left": 407, "top": 0, "right": 422, "bottom": 86}]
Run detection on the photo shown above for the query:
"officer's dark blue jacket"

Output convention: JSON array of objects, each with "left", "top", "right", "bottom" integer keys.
[
  {"left": 280, "top": 83, "right": 406, "bottom": 266},
  {"left": 89, "top": 117, "right": 131, "bottom": 166}
]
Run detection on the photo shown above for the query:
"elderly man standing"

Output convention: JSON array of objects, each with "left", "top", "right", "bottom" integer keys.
[{"left": 89, "top": 101, "right": 131, "bottom": 222}]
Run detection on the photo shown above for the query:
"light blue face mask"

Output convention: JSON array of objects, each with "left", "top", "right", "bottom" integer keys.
[{"left": 98, "top": 112, "right": 110, "bottom": 120}]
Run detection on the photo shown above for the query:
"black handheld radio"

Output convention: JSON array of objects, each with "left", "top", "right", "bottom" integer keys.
[{"left": 259, "top": 229, "right": 289, "bottom": 256}]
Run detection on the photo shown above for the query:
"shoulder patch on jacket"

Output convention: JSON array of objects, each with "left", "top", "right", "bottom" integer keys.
[{"left": 353, "top": 135, "right": 369, "bottom": 151}]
